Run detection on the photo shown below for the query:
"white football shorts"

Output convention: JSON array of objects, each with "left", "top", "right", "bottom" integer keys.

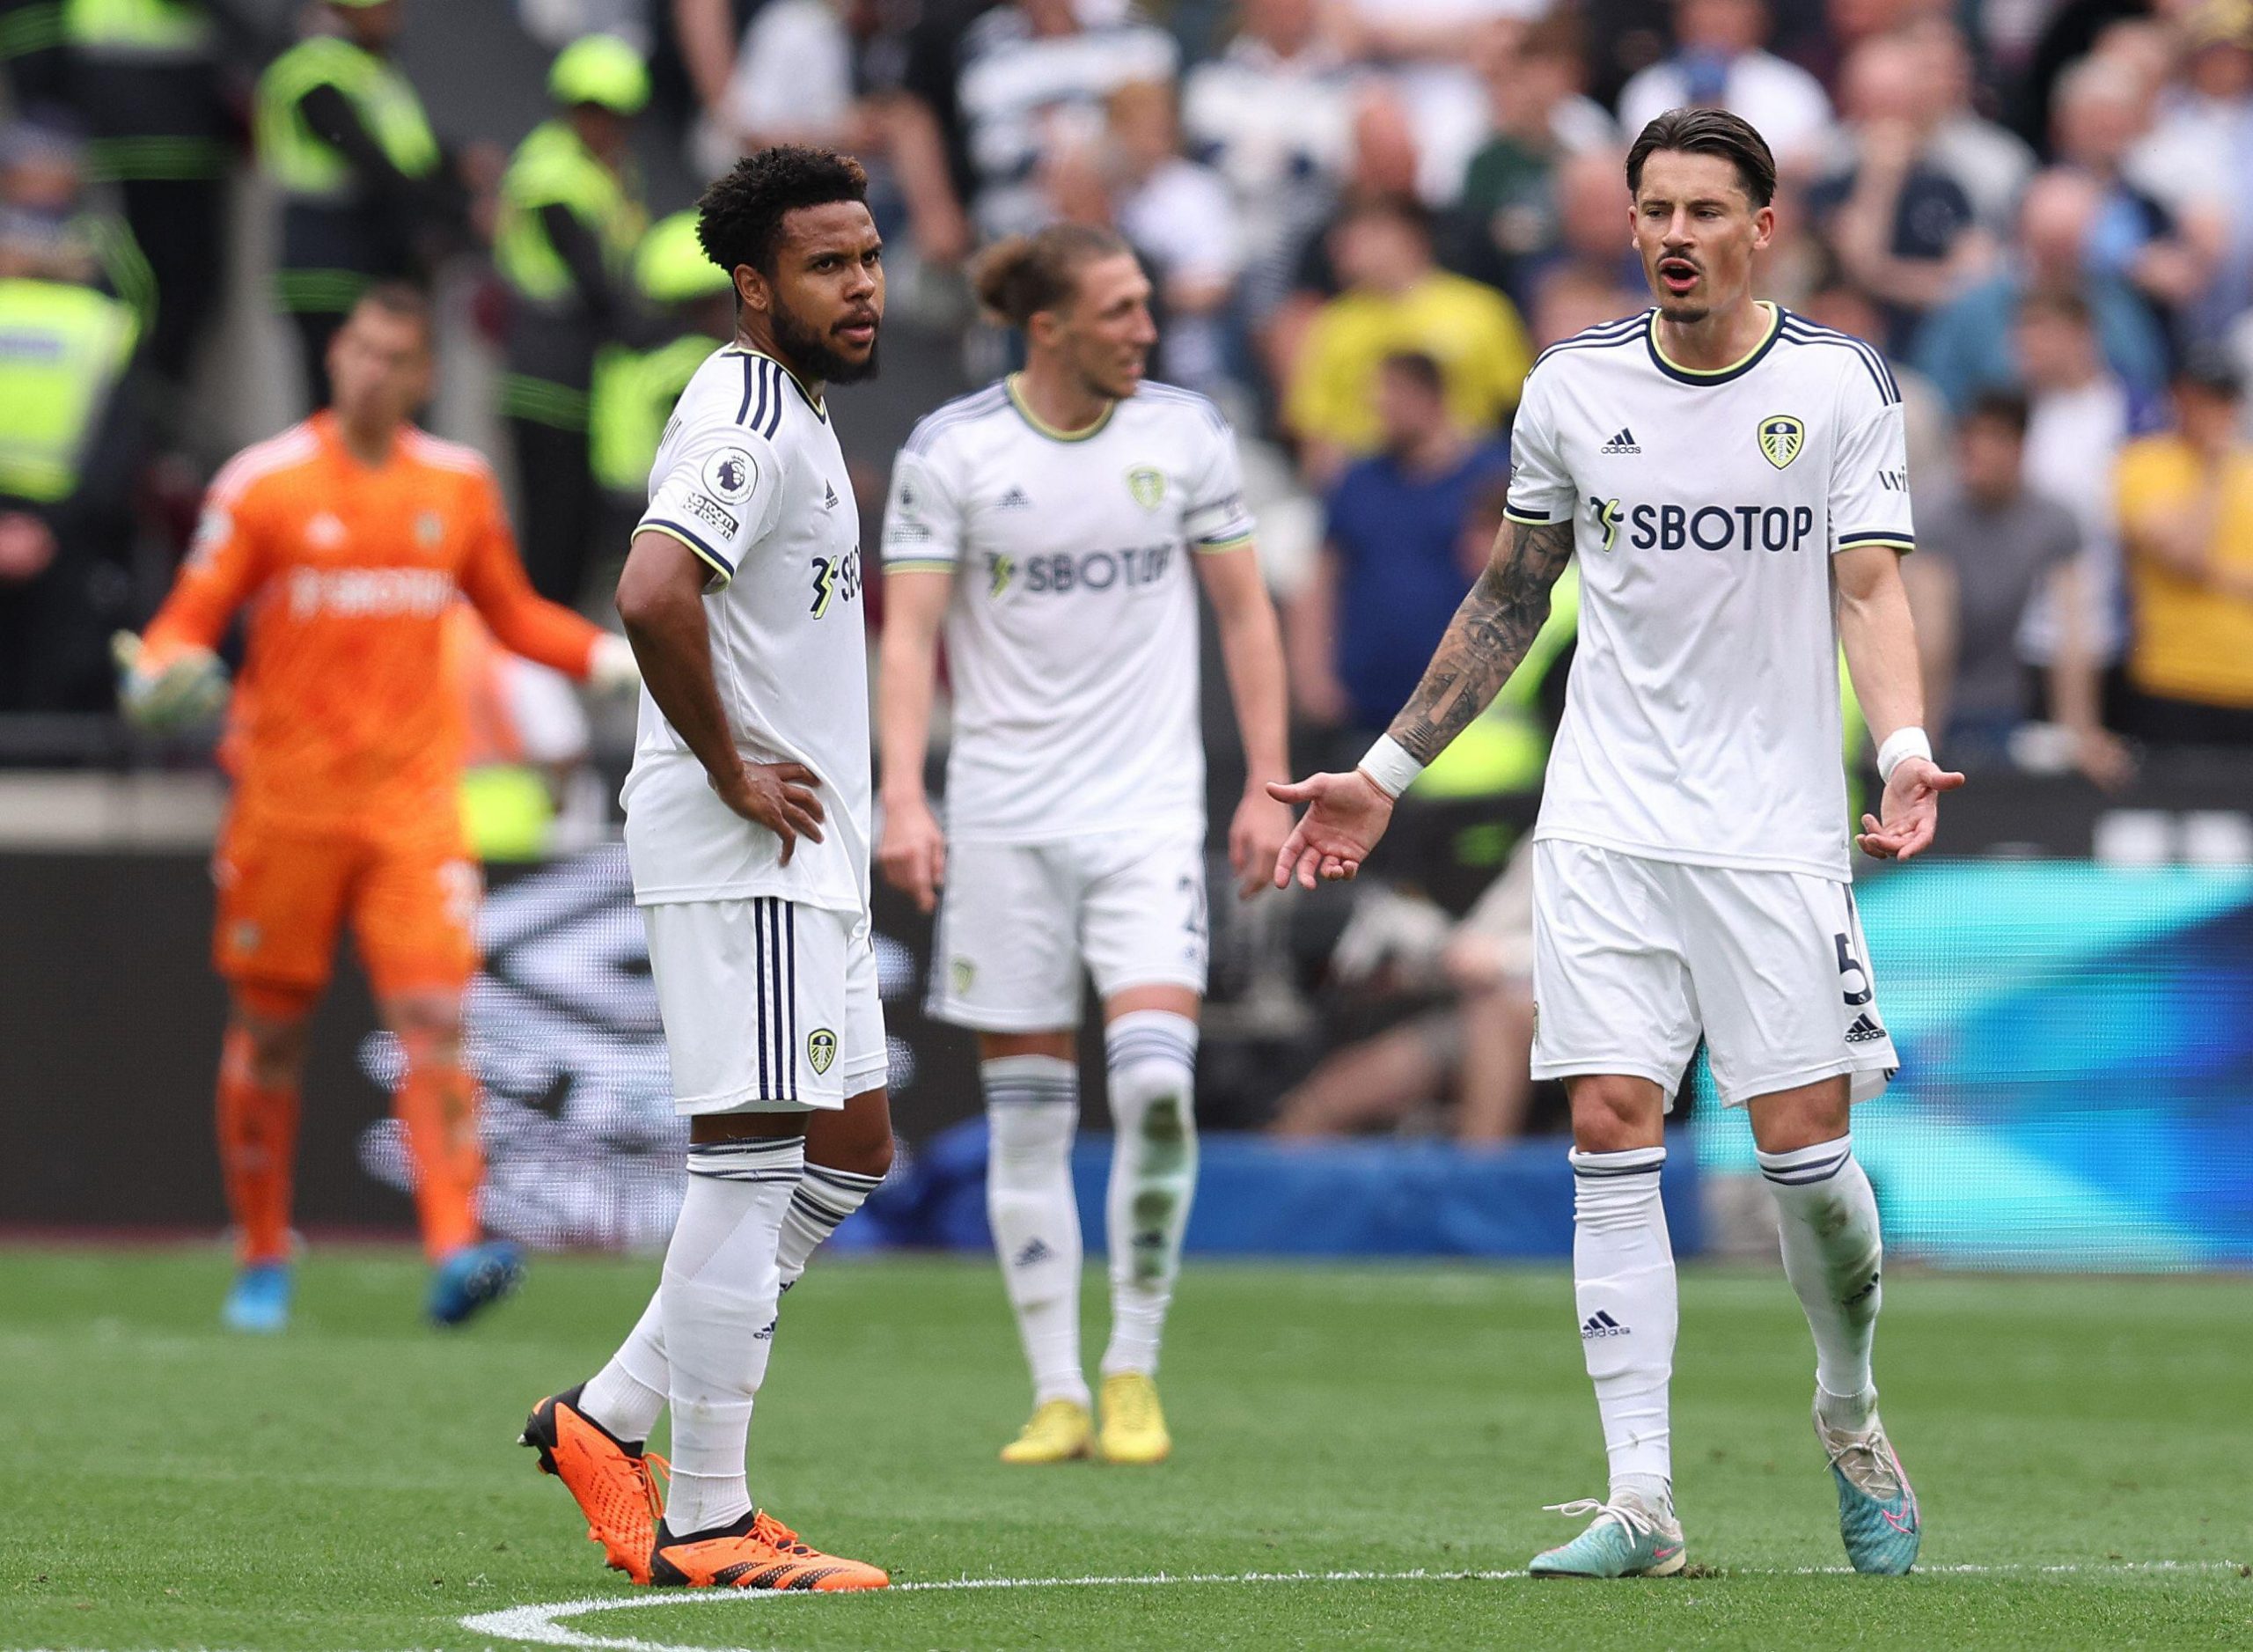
[
  {"left": 642, "top": 896, "right": 888, "bottom": 1113},
  {"left": 1530, "top": 839, "right": 1899, "bottom": 1107},
  {"left": 927, "top": 825, "right": 1209, "bottom": 1031}
]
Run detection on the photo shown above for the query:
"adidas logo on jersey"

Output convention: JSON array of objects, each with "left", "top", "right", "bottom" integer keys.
[
  {"left": 1844, "top": 1013, "right": 1889, "bottom": 1045},
  {"left": 1581, "top": 1310, "right": 1630, "bottom": 1340},
  {"left": 996, "top": 486, "right": 1032, "bottom": 510},
  {"left": 822, "top": 481, "right": 840, "bottom": 510},
  {"left": 1601, "top": 427, "right": 1640, "bottom": 454},
  {"left": 1013, "top": 1237, "right": 1053, "bottom": 1268}
]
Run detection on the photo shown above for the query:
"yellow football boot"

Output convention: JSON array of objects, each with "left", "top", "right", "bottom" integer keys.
[
  {"left": 1000, "top": 1397, "right": 1094, "bottom": 1464},
  {"left": 1098, "top": 1372, "right": 1171, "bottom": 1465}
]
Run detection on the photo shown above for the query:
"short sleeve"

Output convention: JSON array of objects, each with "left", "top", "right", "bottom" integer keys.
[
  {"left": 1831, "top": 388, "right": 1916, "bottom": 557},
  {"left": 1183, "top": 419, "right": 1256, "bottom": 552},
  {"left": 880, "top": 446, "right": 965, "bottom": 571},
  {"left": 1502, "top": 370, "right": 1573, "bottom": 526},
  {"left": 637, "top": 420, "right": 783, "bottom": 590}
]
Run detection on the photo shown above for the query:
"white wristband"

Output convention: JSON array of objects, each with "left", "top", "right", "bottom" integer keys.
[
  {"left": 1875, "top": 726, "right": 1933, "bottom": 785},
  {"left": 1357, "top": 735, "right": 1425, "bottom": 800}
]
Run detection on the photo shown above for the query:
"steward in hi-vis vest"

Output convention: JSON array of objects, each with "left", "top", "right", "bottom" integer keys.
[
  {"left": 254, "top": 0, "right": 460, "bottom": 407},
  {"left": 494, "top": 33, "right": 650, "bottom": 606}
]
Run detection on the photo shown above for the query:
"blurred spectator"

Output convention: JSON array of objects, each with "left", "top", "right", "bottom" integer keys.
[
  {"left": 0, "top": 213, "right": 142, "bottom": 712},
  {"left": 1615, "top": 0, "right": 1835, "bottom": 171},
  {"left": 1795, "top": 282, "right": 1949, "bottom": 482},
  {"left": 254, "top": 0, "right": 462, "bottom": 409},
  {"left": 1457, "top": 17, "right": 1619, "bottom": 306},
  {"left": 946, "top": 0, "right": 1177, "bottom": 244},
  {"left": 2050, "top": 52, "right": 2218, "bottom": 345},
  {"left": 1900, "top": 16, "right": 2036, "bottom": 236},
  {"left": 494, "top": 34, "right": 652, "bottom": 608},
  {"left": 1285, "top": 351, "right": 1510, "bottom": 738},
  {"left": 59, "top": 0, "right": 246, "bottom": 409},
  {"left": 0, "top": 0, "right": 70, "bottom": 107},
  {"left": 1519, "top": 145, "right": 1644, "bottom": 334},
  {"left": 0, "top": 116, "right": 157, "bottom": 339},
  {"left": 671, "top": 0, "right": 969, "bottom": 268},
  {"left": 1912, "top": 166, "right": 2169, "bottom": 414},
  {"left": 679, "top": 0, "right": 880, "bottom": 164},
  {"left": 1180, "top": 0, "right": 1355, "bottom": 326},
  {"left": 2013, "top": 286, "right": 2147, "bottom": 702},
  {"left": 1807, "top": 32, "right": 1993, "bottom": 356},
  {"left": 2130, "top": 0, "right": 2253, "bottom": 341},
  {"left": 1282, "top": 195, "right": 1529, "bottom": 481},
  {"left": 589, "top": 209, "right": 736, "bottom": 550},
  {"left": 1269, "top": 841, "right": 1539, "bottom": 1142},
  {"left": 1103, "top": 79, "right": 1241, "bottom": 393},
  {"left": 1902, "top": 391, "right": 2127, "bottom": 782},
  {"left": 2115, "top": 349, "right": 2253, "bottom": 746}
]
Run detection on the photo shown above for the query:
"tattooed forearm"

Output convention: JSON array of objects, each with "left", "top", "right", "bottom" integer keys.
[{"left": 1388, "top": 517, "right": 1575, "bottom": 764}]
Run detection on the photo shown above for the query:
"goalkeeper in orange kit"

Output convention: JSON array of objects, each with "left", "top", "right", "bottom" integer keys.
[{"left": 118, "top": 284, "right": 640, "bottom": 1331}]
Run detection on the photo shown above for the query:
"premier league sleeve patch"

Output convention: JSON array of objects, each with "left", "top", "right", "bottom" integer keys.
[{"left": 702, "top": 446, "right": 758, "bottom": 503}]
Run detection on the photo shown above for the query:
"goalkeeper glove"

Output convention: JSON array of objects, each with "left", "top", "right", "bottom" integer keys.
[
  {"left": 589, "top": 632, "right": 642, "bottom": 694},
  {"left": 114, "top": 631, "right": 231, "bottom": 731}
]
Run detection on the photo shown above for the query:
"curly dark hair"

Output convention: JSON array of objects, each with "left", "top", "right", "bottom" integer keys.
[
  {"left": 1626, "top": 108, "right": 1777, "bottom": 209},
  {"left": 695, "top": 145, "right": 870, "bottom": 279}
]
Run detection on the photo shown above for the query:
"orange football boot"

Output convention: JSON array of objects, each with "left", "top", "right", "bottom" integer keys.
[
  {"left": 520, "top": 1384, "right": 668, "bottom": 1584},
  {"left": 648, "top": 1508, "right": 889, "bottom": 1590}
]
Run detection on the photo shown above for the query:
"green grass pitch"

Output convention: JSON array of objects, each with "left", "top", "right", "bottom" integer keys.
[{"left": 2, "top": 1246, "right": 2247, "bottom": 1649}]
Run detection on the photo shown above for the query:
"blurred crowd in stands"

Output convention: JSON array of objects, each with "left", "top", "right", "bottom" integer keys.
[
  {"left": 4, "top": 0, "right": 2252, "bottom": 1139},
  {"left": 2, "top": 0, "right": 2250, "bottom": 762}
]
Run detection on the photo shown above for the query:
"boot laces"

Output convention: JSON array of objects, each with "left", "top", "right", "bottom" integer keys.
[
  {"left": 638, "top": 1451, "right": 671, "bottom": 1518},
  {"left": 751, "top": 1509, "right": 817, "bottom": 1556},
  {"left": 1544, "top": 1497, "right": 1666, "bottom": 1541},
  {"left": 1823, "top": 1428, "right": 1907, "bottom": 1501}
]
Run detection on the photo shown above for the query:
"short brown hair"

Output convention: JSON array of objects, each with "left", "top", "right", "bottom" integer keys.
[
  {"left": 1626, "top": 107, "right": 1778, "bottom": 209},
  {"left": 352, "top": 280, "right": 434, "bottom": 344},
  {"left": 972, "top": 224, "right": 1134, "bottom": 327}
]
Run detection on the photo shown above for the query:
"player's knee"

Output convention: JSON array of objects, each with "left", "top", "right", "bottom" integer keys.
[
  {"left": 987, "top": 1099, "right": 1076, "bottom": 1171},
  {"left": 822, "top": 1125, "right": 893, "bottom": 1181},
  {"left": 227, "top": 988, "right": 315, "bottom": 1087},
  {"left": 385, "top": 991, "right": 466, "bottom": 1064},
  {"left": 1567, "top": 1076, "right": 1666, "bottom": 1153}
]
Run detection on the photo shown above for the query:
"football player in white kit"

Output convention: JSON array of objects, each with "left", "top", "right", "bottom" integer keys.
[
  {"left": 877, "top": 224, "right": 1292, "bottom": 1466},
  {"left": 519, "top": 148, "right": 891, "bottom": 1592},
  {"left": 1272, "top": 110, "right": 1963, "bottom": 1577}
]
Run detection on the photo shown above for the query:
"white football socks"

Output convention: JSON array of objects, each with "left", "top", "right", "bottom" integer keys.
[
  {"left": 580, "top": 1296, "right": 668, "bottom": 1446},
  {"left": 983, "top": 1055, "right": 1090, "bottom": 1407},
  {"left": 776, "top": 1163, "right": 886, "bottom": 1289},
  {"left": 657, "top": 1134, "right": 802, "bottom": 1536},
  {"left": 1099, "top": 1011, "right": 1200, "bottom": 1379},
  {"left": 1758, "top": 1134, "right": 1883, "bottom": 1423},
  {"left": 1569, "top": 1144, "right": 1677, "bottom": 1512},
  {"left": 577, "top": 1150, "right": 884, "bottom": 1450}
]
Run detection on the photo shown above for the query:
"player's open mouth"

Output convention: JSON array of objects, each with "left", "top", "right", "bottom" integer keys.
[
  {"left": 1658, "top": 258, "right": 1699, "bottom": 294},
  {"left": 837, "top": 317, "right": 877, "bottom": 346}
]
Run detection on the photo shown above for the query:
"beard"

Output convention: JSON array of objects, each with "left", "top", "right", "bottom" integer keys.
[{"left": 770, "top": 295, "right": 881, "bottom": 385}]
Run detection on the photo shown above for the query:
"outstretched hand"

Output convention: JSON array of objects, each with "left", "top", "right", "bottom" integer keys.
[
  {"left": 1267, "top": 769, "right": 1396, "bottom": 890},
  {"left": 1855, "top": 755, "right": 1964, "bottom": 861}
]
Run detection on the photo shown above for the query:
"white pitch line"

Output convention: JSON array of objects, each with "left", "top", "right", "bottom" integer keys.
[{"left": 458, "top": 1560, "right": 2249, "bottom": 1652}]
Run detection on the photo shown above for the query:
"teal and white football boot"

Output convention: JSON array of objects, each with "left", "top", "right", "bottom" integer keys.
[
  {"left": 1528, "top": 1494, "right": 1686, "bottom": 1578},
  {"left": 1816, "top": 1394, "right": 1920, "bottom": 1575}
]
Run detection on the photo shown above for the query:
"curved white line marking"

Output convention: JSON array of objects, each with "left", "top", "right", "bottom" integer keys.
[{"left": 460, "top": 1561, "right": 2246, "bottom": 1652}]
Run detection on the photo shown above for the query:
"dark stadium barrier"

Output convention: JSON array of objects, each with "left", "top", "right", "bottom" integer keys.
[{"left": 4, "top": 848, "right": 2249, "bottom": 1268}]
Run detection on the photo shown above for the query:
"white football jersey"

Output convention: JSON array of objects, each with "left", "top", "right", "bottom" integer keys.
[
  {"left": 621, "top": 345, "right": 870, "bottom": 914},
  {"left": 880, "top": 378, "right": 1257, "bottom": 843},
  {"left": 1504, "top": 304, "right": 1915, "bottom": 882}
]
